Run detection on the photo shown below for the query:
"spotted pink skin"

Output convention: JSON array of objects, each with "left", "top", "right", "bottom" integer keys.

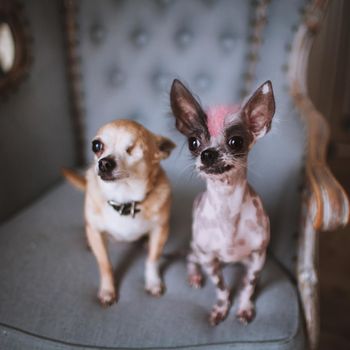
[
  {"left": 207, "top": 105, "right": 240, "bottom": 137},
  {"left": 188, "top": 174, "right": 270, "bottom": 325}
]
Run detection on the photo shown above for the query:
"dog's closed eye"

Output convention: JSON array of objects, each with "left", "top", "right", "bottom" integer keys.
[
  {"left": 126, "top": 143, "right": 144, "bottom": 161},
  {"left": 126, "top": 144, "right": 135, "bottom": 155}
]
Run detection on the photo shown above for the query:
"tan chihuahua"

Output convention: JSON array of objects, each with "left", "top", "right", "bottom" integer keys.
[{"left": 64, "top": 119, "right": 176, "bottom": 306}]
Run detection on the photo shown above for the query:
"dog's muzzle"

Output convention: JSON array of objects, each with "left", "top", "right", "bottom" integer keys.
[
  {"left": 98, "top": 157, "right": 117, "bottom": 181},
  {"left": 200, "top": 149, "right": 233, "bottom": 175},
  {"left": 99, "top": 157, "right": 116, "bottom": 172},
  {"left": 201, "top": 148, "right": 219, "bottom": 167}
]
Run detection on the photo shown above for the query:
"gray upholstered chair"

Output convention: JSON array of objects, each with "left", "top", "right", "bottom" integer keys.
[{"left": 0, "top": 0, "right": 348, "bottom": 349}]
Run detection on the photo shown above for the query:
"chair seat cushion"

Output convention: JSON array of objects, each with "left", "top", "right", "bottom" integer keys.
[{"left": 0, "top": 183, "right": 305, "bottom": 349}]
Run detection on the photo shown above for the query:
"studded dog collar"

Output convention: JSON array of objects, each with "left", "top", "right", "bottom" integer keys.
[{"left": 107, "top": 200, "right": 141, "bottom": 218}]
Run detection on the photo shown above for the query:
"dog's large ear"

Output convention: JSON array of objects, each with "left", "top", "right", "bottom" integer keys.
[
  {"left": 242, "top": 80, "right": 275, "bottom": 139},
  {"left": 170, "top": 79, "right": 208, "bottom": 137},
  {"left": 154, "top": 135, "right": 176, "bottom": 160}
]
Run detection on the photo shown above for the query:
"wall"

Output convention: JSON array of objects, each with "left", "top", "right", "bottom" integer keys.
[
  {"left": 308, "top": 0, "right": 350, "bottom": 155},
  {"left": 0, "top": 0, "right": 75, "bottom": 222}
]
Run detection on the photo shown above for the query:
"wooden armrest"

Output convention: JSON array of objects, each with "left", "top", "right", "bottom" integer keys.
[
  {"left": 288, "top": 0, "right": 349, "bottom": 232},
  {"left": 298, "top": 96, "right": 349, "bottom": 231},
  {"left": 287, "top": 2, "right": 349, "bottom": 348}
]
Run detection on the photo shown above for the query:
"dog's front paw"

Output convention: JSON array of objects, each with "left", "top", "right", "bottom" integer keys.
[
  {"left": 145, "top": 260, "right": 165, "bottom": 297},
  {"left": 145, "top": 280, "right": 165, "bottom": 297},
  {"left": 98, "top": 288, "right": 117, "bottom": 307},
  {"left": 209, "top": 301, "right": 230, "bottom": 326},
  {"left": 236, "top": 303, "right": 255, "bottom": 325},
  {"left": 188, "top": 272, "right": 204, "bottom": 289}
]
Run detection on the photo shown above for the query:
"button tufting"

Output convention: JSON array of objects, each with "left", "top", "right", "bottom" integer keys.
[
  {"left": 152, "top": 71, "right": 172, "bottom": 92},
  {"left": 155, "top": 0, "right": 173, "bottom": 8},
  {"left": 108, "top": 67, "right": 125, "bottom": 88},
  {"left": 194, "top": 74, "right": 212, "bottom": 92},
  {"left": 131, "top": 28, "right": 150, "bottom": 47},
  {"left": 90, "top": 23, "right": 106, "bottom": 45},
  {"left": 219, "top": 32, "right": 237, "bottom": 52},
  {"left": 175, "top": 28, "right": 193, "bottom": 49}
]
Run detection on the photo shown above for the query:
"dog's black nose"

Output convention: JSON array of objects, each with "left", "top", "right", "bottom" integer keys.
[
  {"left": 201, "top": 148, "right": 219, "bottom": 166},
  {"left": 98, "top": 157, "right": 116, "bottom": 173}
]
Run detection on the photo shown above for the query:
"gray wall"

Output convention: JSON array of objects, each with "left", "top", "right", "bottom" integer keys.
[
  {"left": 308, "top": 0, "right": 350, "bottom": 150},
  {"left": 0, "top": 0, "right": 75, "bottom": 222}
]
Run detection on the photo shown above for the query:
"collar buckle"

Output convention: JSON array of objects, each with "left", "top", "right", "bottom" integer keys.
[{"left": 108, "top": 200, "right": 140, "bottom": 218}]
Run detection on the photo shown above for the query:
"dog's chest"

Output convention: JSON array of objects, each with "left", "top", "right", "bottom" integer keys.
[
  {"left": 98, "top": 203, "right": 152, "bottom": 241},
  {"left": 192, "top": 185, "right": 268, "bottom": 262}
]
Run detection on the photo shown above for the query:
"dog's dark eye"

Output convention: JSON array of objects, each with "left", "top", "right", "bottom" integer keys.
[
  {"left": 227, "top": 136, "right": 243, "bottom": 150},
  {"left": 92, "top": 140, "right": 103, "bottom": 154},
  {"left": 188, "top": 137, "right": 201, "bottom": 152}
]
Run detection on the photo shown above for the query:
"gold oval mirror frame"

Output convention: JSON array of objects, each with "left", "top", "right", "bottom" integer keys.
[{"left": 0, "top": 1, "right": 32, "bottom": 96}]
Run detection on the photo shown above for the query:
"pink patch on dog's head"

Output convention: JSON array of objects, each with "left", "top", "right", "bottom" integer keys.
[{"left": 207, "top": 105, "right": 240, "bottom": 137}]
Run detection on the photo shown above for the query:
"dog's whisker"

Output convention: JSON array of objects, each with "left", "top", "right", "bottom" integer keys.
[{"left": 115, "top": 171, "right": 129, "bottom": 178}]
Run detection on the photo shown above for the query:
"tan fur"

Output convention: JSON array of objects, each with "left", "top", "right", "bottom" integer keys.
[
  {"left": 65, "top": 119, "right": 175, "bottom": 305},
  {"left": 62, "top": 168, "right": 86, "bottom": 191}
]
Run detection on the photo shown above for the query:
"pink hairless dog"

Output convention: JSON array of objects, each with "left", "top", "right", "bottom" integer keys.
[{"left": 170, "top": 79, "right": 275, "bottom": 325}]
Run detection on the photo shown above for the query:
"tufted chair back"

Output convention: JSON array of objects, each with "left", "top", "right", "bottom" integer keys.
[{"left": 75, "top": 0, "right": 307, "bottom": 274}]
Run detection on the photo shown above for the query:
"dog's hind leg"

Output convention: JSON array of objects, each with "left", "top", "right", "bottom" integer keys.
[{"left": 86, "top": 224, "right": 116, "bottom": 306}]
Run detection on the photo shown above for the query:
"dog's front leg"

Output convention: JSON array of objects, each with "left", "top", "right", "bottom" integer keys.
[
  {"left": 203, "top": 258, "right": 231, "bottom": 326},
  {"left": 237, "top": 250, "right": 266, "bottom": 324},
  {"left": 145, "top": 223, "right": 168, "bottom": 296},
  {"left": 86, "top": 224, "right": 116, "bottom": 306}
]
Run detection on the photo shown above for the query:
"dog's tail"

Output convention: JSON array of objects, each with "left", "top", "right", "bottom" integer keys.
[{"left": 62, "top": 168, "right": 86, "bottom": 192}]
